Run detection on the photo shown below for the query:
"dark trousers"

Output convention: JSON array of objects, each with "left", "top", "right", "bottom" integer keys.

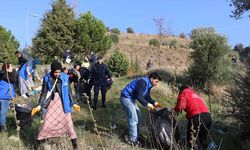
[
  {"left": 187, "top": 112, "right": 212, "bottom": 150},
  {"left": 86, "top": 82, "right": 93, "bottom": 102},
  {"left": 93, "top": 84, "right": 107, "bottom": 107},
  {"left": 73, "top": 81, "right": 82, "bottom": 101}
]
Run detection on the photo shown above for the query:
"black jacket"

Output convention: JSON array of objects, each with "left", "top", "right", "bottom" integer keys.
[
  {"left": 89, "top": 63, "right": 111, "bottom": 86},
  {"left": 79, "top": 67, "right": 91, "bottom": 81},
  {"left": 0, "top": 70, "right": 17, "bottom": 84},
  {"left": 18, "top": 52, "right": 34, "bottom": 67},
  {"left": 39, "top": 74, "right": 74, "bottom": 108}
]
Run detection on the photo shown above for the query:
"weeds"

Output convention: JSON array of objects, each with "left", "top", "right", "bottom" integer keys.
[{"left": 0, "top": 70, "right": 243, "bottom": 149}]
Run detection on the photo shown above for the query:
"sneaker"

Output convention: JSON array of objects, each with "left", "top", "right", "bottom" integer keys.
[
  {"left": 125, "top": 136, "right": 141, "bottom": 147},
  {"left": 132, "top": 141, "right": 142, "bottom": 147},
  {"left": 127, "top": 140, "right": 141, "bottom": 147},
  {"left": 21, "top": 94, "right": 28, "bottom": 99}
]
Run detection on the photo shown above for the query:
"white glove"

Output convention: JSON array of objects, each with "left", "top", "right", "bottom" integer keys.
[{"left": 147, "top": 103, "right": 155, "bottom": 111}]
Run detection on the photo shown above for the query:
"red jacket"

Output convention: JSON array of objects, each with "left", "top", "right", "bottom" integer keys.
[{"left": 174, "top": 88, "right": 209, "bottom": 120}]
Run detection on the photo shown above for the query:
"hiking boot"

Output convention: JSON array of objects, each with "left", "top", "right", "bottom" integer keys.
[
  {"left": 102, "top": 104, "right": 106, "bottom": 108},
  {"left": 71, "top": 139, "right": 78, "bottom": 150}
]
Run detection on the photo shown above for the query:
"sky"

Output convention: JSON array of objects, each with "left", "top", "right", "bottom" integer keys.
[{"left": 0, "top": 0, "right": 250, "bottom": 49}]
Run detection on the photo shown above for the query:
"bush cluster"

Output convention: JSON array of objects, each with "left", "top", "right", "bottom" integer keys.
[
  {"left": 126, "top": 27, "right": 134, "bottom": 34},
  {"left": 149, "top": 38, "right": 160, "bottom": 47},
  {"left": 110, "top": 33, "right": 119, "bottom": 44},
  {"left": 110, "top": 28, "right": 120, "bottom": 35},
  {"left": 108, "top": 50, "right": 129, "bottom": 76}
]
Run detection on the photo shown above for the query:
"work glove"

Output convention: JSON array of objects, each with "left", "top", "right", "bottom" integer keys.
[
  {"left": 147, "top": 103, "right": 155, "bottom": 111},
  {"left": 31, "top": 105, "right": 41, "bottom": 116},
  {"left": 73, "top": 104, "right": 81, "bottom": 112},
  {"left": 154, "top": 102, "right": 161, "bottom": 108}
]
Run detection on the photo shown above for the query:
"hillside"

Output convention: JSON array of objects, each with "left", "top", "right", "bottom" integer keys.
[
  {"left": 108, "top": 33, "right": 193, "bottom": 74},
  {"left": 0, "top": 33, "right": 242, "bottom": 150}
]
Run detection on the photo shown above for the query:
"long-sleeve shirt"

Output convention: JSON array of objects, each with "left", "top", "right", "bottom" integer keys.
[
  {"left": 136, "top": 79, "right": 155, "bottom": 106},
  {"left": 174, "top": 88, "right": 209, "bottom": 119},
  {"left": 121, "top": 77, "right": 155, "bottom": 107}
]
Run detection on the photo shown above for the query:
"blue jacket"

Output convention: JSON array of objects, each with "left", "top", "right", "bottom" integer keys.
[
  {"left": 18, "top": 62, "right": 33, "bottom": 80},
  {"left": 0, "top": 80, "right": 15, "bottom": 100},
  {"left": 41, "top": 73, "right": 72, "bottom": 113},
  {"left": 121, "top": 77, "right": 155, "bottom": 106}
]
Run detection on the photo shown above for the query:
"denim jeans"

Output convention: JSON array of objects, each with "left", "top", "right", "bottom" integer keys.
[
  {"left": 0, "top": 100, "right": 10, "bottom": 127},
  {"left": 120, "top": 96, "right": 142, "bottom": 142}
]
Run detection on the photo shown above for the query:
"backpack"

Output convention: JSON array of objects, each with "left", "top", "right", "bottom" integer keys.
[{"left": 150, "top": 108, "right": 180, "bottom": 150}]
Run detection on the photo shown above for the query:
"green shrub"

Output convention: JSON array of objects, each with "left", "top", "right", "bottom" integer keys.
[
  {"left": 108, "top": 50, "right": 129, "bottom": 76},
  {"left": 110, "top": 33, "right": 119, "bottom": 44},
  {"left": 189, "top": 27, "right": 232, "bottom": 87},
  {"left": 162, "top": 39, "right": 187, "bottom": 49},
  {"left": 110, "top": 28, "right": 120, "bottom": 35},
  {"left": 169, "top": 39, "right": 178, "bottom": 49},
  {"left": 179, "top": 33, "right": 187, "bottom": 39},
  {"left": 126, "top": 27, "right": 134, "bottom": 34},
  {"left": 161, "top": 40, "right": 169, "bottom": 46},
  {"left": 128, "top": 56, "right": 142, "bottom": 75},
  {"left": 149, "top": 38, "right": 160, "bottom": 47}
]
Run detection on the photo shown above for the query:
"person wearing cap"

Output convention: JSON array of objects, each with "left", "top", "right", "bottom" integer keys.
[
  {"left": 31, "top": 61, "right": 80, "bottom": 150},
  {"left": 88, "top": 56, "right": 111, "bottom": 110},
  {"left": 172, "top": 83, "right": 212, "bottom": 150},
  {"left": 120, "top": 72, "right": 161, "bottom": 145}
]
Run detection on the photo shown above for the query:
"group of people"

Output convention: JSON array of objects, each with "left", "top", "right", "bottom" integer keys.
[
  {"left": 0, "top": 50, "right": 212, "bottom": 150},
  {"left": 62, "top": 54, "right": 112, "bottom": 110},
  {"left": 120, "top": 72, "right": 212, "bottom": 150}
]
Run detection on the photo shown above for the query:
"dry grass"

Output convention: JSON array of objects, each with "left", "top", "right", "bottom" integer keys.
[
  {"left": 0, "top": 32, "right": 243, "bottom": 149},
  {"left": 106, "top": 33, "right": 193, "bottom": 74}
]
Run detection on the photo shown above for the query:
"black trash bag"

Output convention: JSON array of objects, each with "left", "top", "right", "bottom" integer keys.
[
  {"left": 106, "top": 78, "right": 113, "bottom": 89},
  {"left": 150, "top": 108, "right": 180, "bottom": 150},
  {"left": 14, "top": 104, "right": 32, "bottom": 128}
]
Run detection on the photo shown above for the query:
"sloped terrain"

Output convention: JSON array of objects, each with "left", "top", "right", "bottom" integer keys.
[{"left": 108, "top": 33, "right": 193, "bottom": 73}]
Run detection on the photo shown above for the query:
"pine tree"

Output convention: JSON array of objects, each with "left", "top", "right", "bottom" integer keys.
[
  {"left": 225, "top": 62, "right": 250, "bottom": 139},
  {"left": 0, "top": 25, "right": 19, "bottom": 64},
  {"left": 108, "top": 50, "right": 129, "bottom": 76},
  {"left": 75, "top": 11, "right": 111, "bottom": 56},
  {"left": 33, "top": 0, "right": 76, "bottom": 63},
  {"left": 230, "top": 0, "right": 250, "bottom": 19}
]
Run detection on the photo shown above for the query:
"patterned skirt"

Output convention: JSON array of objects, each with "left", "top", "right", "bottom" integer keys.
[{"left": 37, "top": 93, "right": 77, "bottom": 140}]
